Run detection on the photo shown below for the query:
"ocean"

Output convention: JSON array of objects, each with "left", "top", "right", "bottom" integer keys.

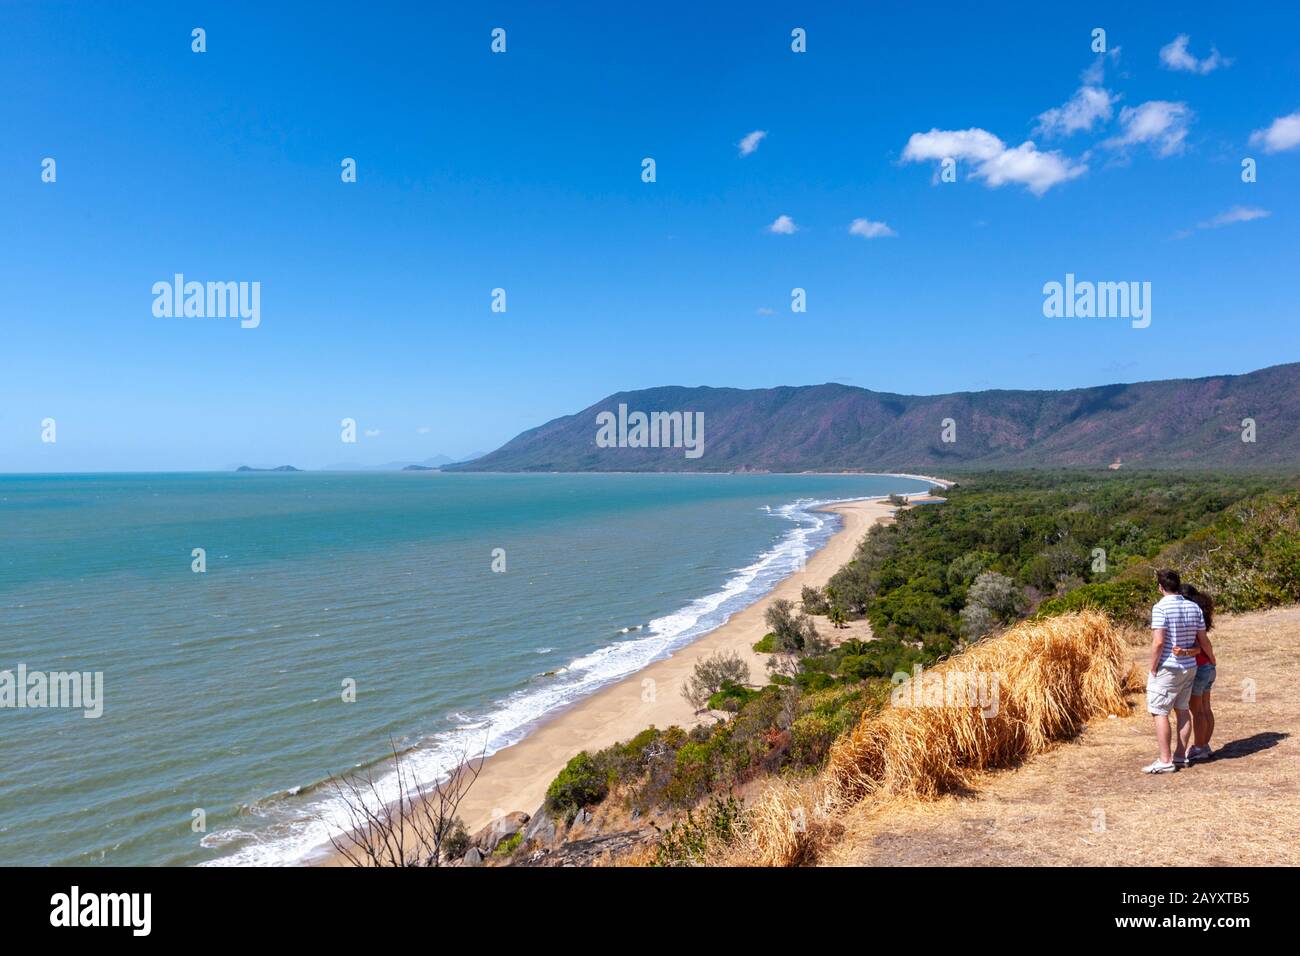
[{"left": 0, "top": 471, "right": 930, "bottom": 866}]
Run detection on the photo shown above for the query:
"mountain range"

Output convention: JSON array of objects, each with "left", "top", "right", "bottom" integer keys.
[
  {"left": 320, "top": 454, "right": 486, "bottom": 472},
  {"left": 445, "top": 362, "right": 1300, "bottom": 473}
]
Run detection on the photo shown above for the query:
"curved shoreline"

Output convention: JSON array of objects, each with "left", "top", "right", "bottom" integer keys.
[{"left": 311, "top": 488, "right": 927, "bottom": 865}]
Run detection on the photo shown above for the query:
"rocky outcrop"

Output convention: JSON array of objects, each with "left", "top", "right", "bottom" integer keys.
[
  {"left": 519, "top": 805, "right": 558, "bottom": 850},
  {"left": 470, "top": 811, "right": 530, "bottom": 854},
  {"left": 515, "top": 830, "right": 655, "bottom": 867}
]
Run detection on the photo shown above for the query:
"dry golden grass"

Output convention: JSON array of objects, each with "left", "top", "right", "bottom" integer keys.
[
  {"left": 826, "top": 605, "right": 1300, "bottom": 866},
  {"left": 735, "top": 610, "right": 1134, "bottom": 866}
]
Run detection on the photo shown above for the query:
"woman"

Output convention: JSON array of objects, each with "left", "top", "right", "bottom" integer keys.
[{"left": 1174, "top": 584, "right": 1217, "bottom": 762}]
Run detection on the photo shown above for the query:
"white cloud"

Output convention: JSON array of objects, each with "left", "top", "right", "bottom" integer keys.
[
  {"left": 417, "top": 426, "right": 431, "bottom": 434},
  {"left": 1035, "top": 86, "right": 1117, "bottom": 137},
  {"left": 767, "top": 214, "right": 798, "bottom": 234},
  {"left": 756, "top": 306, "right": 775, "bottom": 316},
  {"left": 1174, "top": 206, "right": 1271, "bottom": 239},
  {"left": 902, "top": 128, "right": 1005, "bottom": 163},
  {"left": 1103, "top": 101, "right": 1192, "bottom": 157},
  {"left": 975, "top": 142, "right": 1087, "bottom": 193},
  {"left": 738, "top": 130, "right": 767, "bottom": 156},
  {"left": 364, "top": 428, "right": 381, "bottom": 437},
  {"left": 1159, "top": 35, "right": 1229, "bottom": 74},
  {"left": 901, "top": 127, "right": 1086, "bottom": 195},
  {"left": 848, "top": 218, "right": 896, "bottom": 238},
  {"left": 1249, "top": 110, "right": 1300, "bottom": 154},
  {"left": 1201, "top": 206, "right": 1271, "bottom": 229},
  {"left": 1080, "top": 47, "right": 1121, "bottom": 86}
]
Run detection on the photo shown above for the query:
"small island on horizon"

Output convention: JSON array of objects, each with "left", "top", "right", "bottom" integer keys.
[{"left": 235, "top": 465, "right": 302, "bottom": 472}]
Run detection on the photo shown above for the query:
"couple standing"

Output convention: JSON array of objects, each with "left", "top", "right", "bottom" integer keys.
[{"left": 1144, "top": 569, "right": 1218, "bottom": 774}]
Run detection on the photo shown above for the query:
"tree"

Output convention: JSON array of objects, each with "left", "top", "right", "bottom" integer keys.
[
  {"left": 959, "top": 602, "right": 995, "bottom": 640},
  {"left": 826, "top": 563, "right": 874, "bottom": 613},
  {"left": 326, "top": 738, "right": 482, "bottom": 867},
  {"left": 966, "top": 570, "right": 1025, "bottom": 619},
  {"left": 946, "top": 550, "right": 995, "bottom": 589},
  {"left": 681, "top": 650, "right": 752, "bottom": 711},
  {"left": 828, "top": 606, "right": 847, "bottom": 629},
  {"left": 959, "top": 571, "right": 1025, "bottom": 640},
  {"left": 764, "top": 598, "right": 824, "bottom": 653},
  {"left": 800, "top": 584, "right": 829, "bottom": 615}
]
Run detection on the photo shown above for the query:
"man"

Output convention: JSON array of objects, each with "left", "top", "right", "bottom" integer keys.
[{"left": 1143, "top": 569, "right": 1206, "bottom": 773}]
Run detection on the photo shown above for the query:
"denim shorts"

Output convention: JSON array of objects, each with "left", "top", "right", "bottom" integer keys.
[{"left": 1192, "top": 663, "right": 1217, "bottom": 696}]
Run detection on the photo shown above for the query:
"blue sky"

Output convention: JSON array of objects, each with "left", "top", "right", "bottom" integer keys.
[{"left": 2, "top": 1, "right": 1298, "bottom": 471}]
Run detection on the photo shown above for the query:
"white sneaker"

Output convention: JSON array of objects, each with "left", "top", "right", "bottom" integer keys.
[{"left": 1142, "top": 760, "right": 1177, "bottom": 774}]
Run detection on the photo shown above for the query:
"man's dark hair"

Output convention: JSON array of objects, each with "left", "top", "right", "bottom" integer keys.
[{"left": 1156, "top": 568, "right": 1182, "bottom": 593}]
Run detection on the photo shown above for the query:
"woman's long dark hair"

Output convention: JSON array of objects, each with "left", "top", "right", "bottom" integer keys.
[{"left": 1181, "top": 583, "right": 1214, "bottom": 631}]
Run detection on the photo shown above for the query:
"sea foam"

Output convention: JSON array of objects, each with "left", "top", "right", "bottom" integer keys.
[{"left": 203, "top": 496, "right": 862, "bottom": 867}]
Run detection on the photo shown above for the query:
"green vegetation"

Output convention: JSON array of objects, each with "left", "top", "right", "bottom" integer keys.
[
  {"left": 544, "top": 751, "right": 610, "bottom": 822},
  {"left": 764, "top": 598, "right": 826, "bottom": 654},
  {"left": 800, "top": 584, "right": 830, "bottom": 615},
  {"left": 829, "top": 471, "right": 1297, "bottom": 653},
  {"left": 653, "top": 794, "right": 747, "bottom": 866},
  {"left": 493, "top": 832, "right": 523, "bottom": 857},
  {"left": 680, "top": 650, "right": 751, "bottom": 711},
  {"left": 706, "top": 681, "right": 759, "bottom": 712},
  {"left": 541, "top": 470, "right": 1299, "bottom": 849},
  {"left": 441, "top": 819, "right": 470, "bottom": 860}
]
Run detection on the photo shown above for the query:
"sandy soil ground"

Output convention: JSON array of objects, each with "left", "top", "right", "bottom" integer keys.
[{"left": 826, "top": 605, "right": 1300, "bottom": 866}]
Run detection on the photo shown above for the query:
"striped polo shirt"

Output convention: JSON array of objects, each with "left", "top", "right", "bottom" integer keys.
[{"left": 1151, "top": 594, "right": 1204, "bottom": 670}]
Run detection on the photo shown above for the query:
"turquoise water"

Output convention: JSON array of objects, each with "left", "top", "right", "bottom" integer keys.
[{"left": 0, "top": 471, "right": 929, "bottom": 866}]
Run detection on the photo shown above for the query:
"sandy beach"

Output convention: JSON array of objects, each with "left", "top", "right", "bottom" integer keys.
[{"left": 317, "top": 495, "right": 904, "bottom": 864}]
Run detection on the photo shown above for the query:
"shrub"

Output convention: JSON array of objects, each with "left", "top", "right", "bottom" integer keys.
[
  {"left": 959, "top": 571, "right": 1025, "bottom": 639},
  {"left": 441, "top": 818, "right": 470, "bottom": 860},
  {"left": 662, "top": 741, "right": 717, "bottom": 808},
  {"left": 790, "top": 714, "right": 835, "bottom": 767},
  {"left": 764, "top": 598, "right": 822, "bottom": 652},
  {"left": 946, "top": 551, "right": 995, "bottom": 589},
  {"left": 1024, "top": 540, "right": 1090, "bottom": 592},
  {"left": 826, "top": 563, "right": 875, "bottom": 614},
  {"left": 800, "top": 585, "right": 830, "bottom": 615},
  {"left": 752, "top": 633, "right": 778, "bottom": 653},
  {"left": 544, "top": 751, "right": 609, "bottom": 822},
  {"left": 1035, "top": 577, "right": 1155, "bottom": 626},
  {"left": 598, "top": 726, "right": 667, "bottom": 783},
  {"left": 493, "top": 832, "right": 523, "bottom": 857},
  {"left": 966, "top": 570, "right": 1025, "bottom": 619},
  {"left": 837, "top": 654, "right": 875, "bottom": 682},
  {"left": 682, "top": 650, "right": 751, "bottom": 710},
  {"left": 1160, "top": 492, "right": 1300, "bottom": 612},
  {"left": 653, "top": 795, "right": 746, "bottom": 866},
  {"left": 707, "top": 680, "right": 759, "bottom": 712},
  {"left": 959, "top": 603, "right": 995, "bottom": 640}
]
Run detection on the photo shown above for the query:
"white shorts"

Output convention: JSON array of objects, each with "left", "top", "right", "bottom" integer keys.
[{"left": 1147, "top": 666, "right": 1195, "bottom": 716}]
